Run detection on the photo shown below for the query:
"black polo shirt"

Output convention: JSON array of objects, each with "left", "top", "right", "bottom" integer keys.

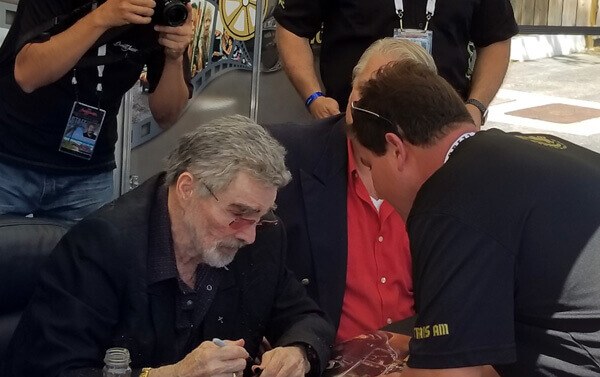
[{"left": 274, "top": 0, "right": 518, "bottom": 107}]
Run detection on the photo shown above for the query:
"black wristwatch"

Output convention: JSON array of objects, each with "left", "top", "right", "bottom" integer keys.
[{"left": 465, "top": 98, "right": 488, "bottom": 125}]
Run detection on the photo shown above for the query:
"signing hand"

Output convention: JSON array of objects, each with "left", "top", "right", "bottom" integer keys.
[
  {"left": 309, "top": 96, "right": 340, "bottom": 119},
  {"left": 253, "top": 346, "right": 310, "bottom": 377},
  {"left": 95, "top": 0, "right": 156, "bottom": 28},
  {"left": 173, "top": 339, "right": 248, "bottom": 377},
  {"left": 154, "top": 3, "right": 194, "bottom": 61}
]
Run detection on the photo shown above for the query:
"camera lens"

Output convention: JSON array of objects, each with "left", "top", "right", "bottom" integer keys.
[{"left": 163, "top": 1, "right": 188, "bottom": 26}]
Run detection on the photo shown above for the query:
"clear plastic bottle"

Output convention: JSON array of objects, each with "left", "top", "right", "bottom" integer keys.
[{"left": 102, "top": 347, "right": 132, "bottom": 377}]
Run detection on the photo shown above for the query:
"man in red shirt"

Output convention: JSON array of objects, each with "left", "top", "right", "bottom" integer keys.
[{"left": 267, "top": 38, "right": 436, "bottom": 342}]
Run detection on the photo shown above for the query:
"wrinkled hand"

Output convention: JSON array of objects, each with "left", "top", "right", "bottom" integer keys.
[
  {"left": 253, "top": 346, "right": 310, "bottom": 377},
  {"left": 308, "top": 96, "right": 340, "bottom": 119},
  {"left": 174, "top": 339, "right": 248, "bottom": 377},
  {"left": 154, "top": 3, "right": 194, "bottom": 60},
  {"left": 95, "top": 0, "right": 155, "bottom": 28}
]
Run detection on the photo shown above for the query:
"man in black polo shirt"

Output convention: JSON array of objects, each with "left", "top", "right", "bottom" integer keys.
[
  {"left": 274, "top": 0, "right": 517, "bottom": 126},
  {"left": 0, "top": 0, "right": 194, "bottom": 221},
  {"left": 348, "top": 61, "right": 600, "bottom": 376}
]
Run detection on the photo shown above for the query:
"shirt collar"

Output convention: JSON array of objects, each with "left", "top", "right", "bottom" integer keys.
[
  {"left": 147, "top": 183, "right": 179, "bottom": 284},
  {"left": 444, "top": 132, "right": 476, "bottom": 163},
  {"left": 346, "top": 137, "right": 359, "bottom": 177}
]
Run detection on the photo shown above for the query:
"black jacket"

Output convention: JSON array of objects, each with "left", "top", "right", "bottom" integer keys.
[
  {"left": 266, "top": 115, "right": 348, "bottom": 331},
  {"left": 3, "top": 174, "right": 334, "bottom": 376}
]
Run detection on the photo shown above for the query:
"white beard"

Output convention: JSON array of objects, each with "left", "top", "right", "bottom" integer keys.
[
  {"left": 181, "top": 204, "right": 247, "bottom": 268},
  {"left": 201, "top": 239, "right": 247, "bottom": 268}
]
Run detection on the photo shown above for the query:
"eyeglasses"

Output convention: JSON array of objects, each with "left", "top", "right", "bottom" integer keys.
[
  {"left": 350, "top": 101, "right": 404, "bottom": 137},
  {"left": 200, "top": 180, "right": 278, "bottom": 230}
]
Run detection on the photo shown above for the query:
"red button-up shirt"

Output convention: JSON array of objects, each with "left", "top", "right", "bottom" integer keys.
[{"left": 336, "top": 139, "right": 414, "bottom": 342}]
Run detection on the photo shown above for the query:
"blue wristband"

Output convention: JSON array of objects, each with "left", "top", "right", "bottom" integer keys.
[{"left": 305, "top": 91, "right": 324, "bottom": 108}]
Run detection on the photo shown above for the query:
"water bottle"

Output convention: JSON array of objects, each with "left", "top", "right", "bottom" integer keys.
[{"left": 102, "top": 347, "right": 132, "bottom": 377}]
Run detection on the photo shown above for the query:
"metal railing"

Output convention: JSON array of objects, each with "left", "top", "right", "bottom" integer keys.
[{"left": 519, "top": 25, "right": 600, "bottom": 35}]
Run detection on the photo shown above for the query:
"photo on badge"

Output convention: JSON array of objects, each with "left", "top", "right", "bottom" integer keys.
[
  {"left": 393, "top": 29, "right": 433, "bottom": 54},
  {"left": 59, "top": 101, "right": 105, "bottom": 160}
]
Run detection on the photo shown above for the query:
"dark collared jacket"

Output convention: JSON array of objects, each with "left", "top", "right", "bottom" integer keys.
[{"left": 3, "top": 174, "right": 334, "bottom": 377}]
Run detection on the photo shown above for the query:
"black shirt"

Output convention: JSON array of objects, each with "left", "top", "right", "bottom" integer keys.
[
  {"left": 148, "top": 184, "right": 222, "bottom": 358},
  {"left": 274, "top": 0, "right": 518, "bottom": 107},
  {"left": 0, "top": 0, "right": 192, "bottom": 174},
  {"left": 407, "top": 129, "right": 600, "bottom": 376}
]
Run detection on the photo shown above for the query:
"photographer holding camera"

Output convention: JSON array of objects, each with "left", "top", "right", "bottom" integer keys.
[{"left": 0, "top": 0, "right": 194, "bottom": 221}]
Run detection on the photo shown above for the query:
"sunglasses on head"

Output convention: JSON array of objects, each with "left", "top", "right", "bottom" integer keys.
[{"left": 350, "top": 101, "right": 404, "bottom": 137}]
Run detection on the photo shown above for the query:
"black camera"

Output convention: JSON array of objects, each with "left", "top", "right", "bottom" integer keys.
[{"left": 153, "top": 0, "right": 189, "bottom": 27}]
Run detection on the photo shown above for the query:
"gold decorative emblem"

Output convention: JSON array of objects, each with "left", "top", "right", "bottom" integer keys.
[
  {"left": 515, "top": 135, "right": 567, "bottom": 150},
  {"left": 220, "top": 0, "right": 269, "bottom": 41}
]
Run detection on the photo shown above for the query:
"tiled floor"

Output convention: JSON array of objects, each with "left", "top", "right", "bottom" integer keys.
[
  {"left": 506, "top": 103, "right": 600, "bottom": 124},
  {"left": 489, "top": 89, "right": 600, "bottom": 137},
  {"left": 485, "top": 51, "right": 600, "bottom": 153}
]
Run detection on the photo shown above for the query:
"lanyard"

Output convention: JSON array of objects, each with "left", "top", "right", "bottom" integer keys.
[
  {"left": 394, "top": 0, "right": 437, "bottom": 30},
  {"left": 71, "top": 1, "right": 106, "bottom": 108}
]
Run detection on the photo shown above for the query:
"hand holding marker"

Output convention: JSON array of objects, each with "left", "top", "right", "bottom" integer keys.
[
  {"left": 212, "top": 338, "right": 263, "bottom": 377},
  {"left": 212, "top": 337, "right": 227, "bottom": 347}
]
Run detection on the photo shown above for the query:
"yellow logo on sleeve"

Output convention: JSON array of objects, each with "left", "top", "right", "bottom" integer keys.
[{"left": 414, "top": 323, "right": 450, "bottom": 339}]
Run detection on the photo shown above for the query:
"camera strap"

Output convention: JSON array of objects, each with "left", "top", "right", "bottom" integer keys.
[
  {"left": 15, "top": 1, "right": 95, "bottom": 53},
  {"left": 74, "top": 25, "right": 136, "bottom": 68},
  {"left": 14, "top": 1, "right": 136, "bottom": 68}
]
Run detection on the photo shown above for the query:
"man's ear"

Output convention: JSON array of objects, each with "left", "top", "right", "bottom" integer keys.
[
  {"left": 385, "top": 133, "right": 407, "bottom": 171},
  {"left": 175, "top": 172, "right": 195, "bottom": 200}
]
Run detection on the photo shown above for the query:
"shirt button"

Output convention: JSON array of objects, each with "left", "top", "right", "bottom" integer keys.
[
  {"left": 380, "top": 277, "right": 387, "bottom": 284},
  {"left": 186, "top": 299, "right": 193, "bottom": 306},
  {"left": 206, "top": 285, "right": 213, "bottom": 291},
  {"left": 378, "top": 236, "right": 384, "bottom": 242},
  {"left": 387, "top": 318, "right": 393, "bottom": 325},
  {"left": 301, "top": 278, "right": 310, "bottom": 286}
]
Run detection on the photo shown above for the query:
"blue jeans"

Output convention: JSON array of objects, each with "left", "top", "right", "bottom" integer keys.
[{"left": 0, "top": 161, "right": 114, "bottom": 221}]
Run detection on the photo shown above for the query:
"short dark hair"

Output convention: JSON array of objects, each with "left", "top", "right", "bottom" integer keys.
[{"left": 349, "top": 60, "right": 473, "bottom": 155}]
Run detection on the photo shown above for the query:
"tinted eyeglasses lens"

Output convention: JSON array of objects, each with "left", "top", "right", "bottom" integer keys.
[
  {"left": 228, "top": 212, "right": 278, "bottom": 230},
  {"left": 228, "top": 217, "right": 256, "bottom": 230}
]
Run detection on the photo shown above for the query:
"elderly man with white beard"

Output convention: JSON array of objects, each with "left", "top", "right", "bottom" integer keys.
[{"left": 3, "top": 115, "right": 334, "bottom": 377}]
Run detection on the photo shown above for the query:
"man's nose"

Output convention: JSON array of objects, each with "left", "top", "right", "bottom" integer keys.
[{"left": 235, "top": 223, "right": 256, "bottom": 245}]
